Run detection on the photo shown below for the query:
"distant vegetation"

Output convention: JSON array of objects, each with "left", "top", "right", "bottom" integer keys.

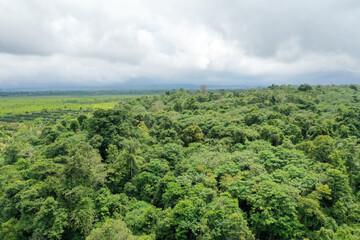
[
  {"left": 0, "top": 95, "right": 138, "bottom": 123},
  {"left": 1, "top": 85, "right": 360, "bottom": 239},
  {"left": 0, "top": 89, "right": 167, "bottom": 97}
]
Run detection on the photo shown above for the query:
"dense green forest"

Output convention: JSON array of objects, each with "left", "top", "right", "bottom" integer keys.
[{"left": 1, "top": 84, "right": 360, "bottom": 239}]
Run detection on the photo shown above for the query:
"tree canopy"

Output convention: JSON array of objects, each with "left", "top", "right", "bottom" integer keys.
[{"left": 1, "top": 84, "right": 360, "bottom": 239}]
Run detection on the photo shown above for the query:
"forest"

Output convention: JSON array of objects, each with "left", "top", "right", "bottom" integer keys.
[{"left": 1, "top": 84, "right": 360, "bottom": 240}]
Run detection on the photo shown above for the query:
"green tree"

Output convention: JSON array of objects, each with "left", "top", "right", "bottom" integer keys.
[
  {"left": 181, "top": 125, "right": 204, "bottom": 146},
  {"left": 86, "top": 219, "right": 135, "bottom": 240},
  {"left": 32, "top": 197, "right": 68, "bottom": 240},
  {"left": 0, "top": 218, "right": 21, "bottom": 240},
  {"left": 64, "top": 142, "right": 106, "bottom": 188},
  {"left": 248, "top": 180, "right": 300, "bottom": 240},
  {"left": 310, "top": 135, "right": 336, "bottom": 163},
  {"left": 298, "top": 84, "right": 313, "bottom": 92}
]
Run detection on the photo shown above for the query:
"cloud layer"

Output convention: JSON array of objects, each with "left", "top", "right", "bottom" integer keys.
[{"left": 0, "top": 0, "right": 360, "bottom": 88}]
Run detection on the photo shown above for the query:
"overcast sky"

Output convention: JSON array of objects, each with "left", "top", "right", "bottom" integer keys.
[{"left": 0, "top": 0, "right": 360, "bottom": 88}]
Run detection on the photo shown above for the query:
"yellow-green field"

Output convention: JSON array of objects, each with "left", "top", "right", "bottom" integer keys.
[
  {"left": 0, "top": 94, "right": 139, "bottom": 122},
  {"left": 0, "top": 95, "right": 137, "bottom": 114}
]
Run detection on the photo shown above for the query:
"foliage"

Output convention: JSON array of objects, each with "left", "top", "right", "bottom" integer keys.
[
  {"left": 1, "top": 84, "right": 360, "bottom": 239},
  {"left": 86, "top": 219, "right": 135, "bottom": 240}
]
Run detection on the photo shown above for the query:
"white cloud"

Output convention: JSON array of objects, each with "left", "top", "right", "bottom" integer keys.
[{"left": 0, "top": 0, "right": 359, "bottom": 88}]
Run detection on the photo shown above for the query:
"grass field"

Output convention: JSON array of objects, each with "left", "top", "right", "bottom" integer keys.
[{"left": 0, "top": 94, "right": 139, "bottom": 122}]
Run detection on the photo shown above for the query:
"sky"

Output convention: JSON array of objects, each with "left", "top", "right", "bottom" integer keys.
[{"left": 0, "top": 0, "right": 360, "bottom": 89}]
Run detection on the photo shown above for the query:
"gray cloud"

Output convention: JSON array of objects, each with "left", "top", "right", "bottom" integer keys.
[{"left": 0, "top": 0, "right": 359, "bottom": 88}]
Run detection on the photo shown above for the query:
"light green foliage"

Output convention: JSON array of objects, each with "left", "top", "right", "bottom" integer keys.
[
  {"left": 125, "top": 201, "right": 161, "bottom": 235},
  {"left": 86, "top": 219, "right": 135, "bottom": 240},
  {"left": 32, "top": 197, "right": 68, "bottom": 240},
  {"left": 248, "top": 180, "right": 300, "bottom": 239},
  {"left": 64, "top": 142, "right": 106, "bottom": 188},
  {"left": 163, "top": 143, "right": 183, "bottom": 167},
  {"left": 0, "top": 218, "right": 21, "bottom": 240},
  {"left": 203, "top": 194, "right": 255, "bottom": 240},
  {"left": 310, "top": 135, "right": 336, "bottom": 163}
]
